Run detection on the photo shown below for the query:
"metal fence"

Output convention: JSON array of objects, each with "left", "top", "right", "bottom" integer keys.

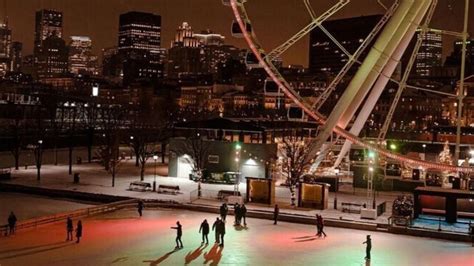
[{"left": 0, "top": 199, "right": 137, "bottom": 237}]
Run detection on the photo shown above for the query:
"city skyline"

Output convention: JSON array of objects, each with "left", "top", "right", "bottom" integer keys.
[{"left": 1, "top": 0, "right": 473, "bottom": 66}]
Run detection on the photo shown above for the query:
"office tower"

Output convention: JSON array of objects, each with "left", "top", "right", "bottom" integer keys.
[
  {"left": 34, "top": 9, "right": 63, "bottom": 54},
  {"left": 68, "top": 36, "right": 98, "bottom": 75},
  {"left": 0, "top": 21, "right": 11, "bottom": 77},
  {"left": 308, "top": 15, "right": 382, "bottom": 75},
  {"left": 10, "top": 41, "right": 22, "bottom": 72},
  {"left": 118, "top": 11, "right": 164, "bottom": 85},
  {"left": 414, "top": 30, "right": 442, "bottom": 77},
  {"left": 35, "top": 35, "right": 69, "bottom": 79},
  {"left": 172, "top": 22, "right": 199, "bottom": 48},
  {"left": 445, "top": 39, "right": 474, "bottom": 77}
]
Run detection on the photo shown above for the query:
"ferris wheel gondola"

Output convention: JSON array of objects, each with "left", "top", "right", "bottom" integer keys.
[{"left": 231, "top": 19, "right": 253, "bottom": 38}]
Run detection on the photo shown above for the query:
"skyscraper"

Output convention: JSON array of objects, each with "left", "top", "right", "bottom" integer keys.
[
  {"left": 172, "top": 22, "right": 199, "bottom": 48},
  {"left": 34, "top": 9, "right": 66, "bottom": 79},
  {"left": 36, "top": 35, "right": 69, "bottom": 79},
  {"left": 118, "top": 11, "right": 164, "bottom": 85},
  {"left": 308, "top": 15, "right": 382, "bottom": 75},
  {"left": 445, "top": 39, "right": 474, "bottom": 77},
  {"left": 0, "top": 21, "right": 12, "bottom": 77},
  {"left": 68, "top": 36, "right": 98, "bottom": 75},
  {"left": 414, "top": 30, "right": 442, "bottom": 77},
  {"left": 10, "top": 41, "right": 22, "bottom": 72},
  {"left": 34, "top": 9, "right": 63, "bottom": 54}
]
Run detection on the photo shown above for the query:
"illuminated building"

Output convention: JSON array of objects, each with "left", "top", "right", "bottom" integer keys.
[
  {"left": 414, "top": 30, "right": 442, "bottom": 77},
  {"left": 35, "top": 35, "right": 69, "bottom": 79},
  {"left": 118, "top": 11, "right": 164, "bottom": 85},
  {"left": 10, "top": 41, "right": 22, "bottom": 72},
  {"left": 308, "top": 15, "right": 382, "bottom": 74},
  {"left": 0, "top": 21, "right": 11, "bottom": 77},
  {"left": 172, "top": 22, "right": 199, "bottom": 48},
  {"left": 33, "top": 9, "right": 67, "bottom": 79},
  {"left": 68, "top": 36, "right": 98, "bottom": 76},
  {"left": 445, "top": 39, "right": 474, "bottom": 77}
]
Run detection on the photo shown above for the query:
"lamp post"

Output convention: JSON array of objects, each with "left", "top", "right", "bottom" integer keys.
[
  {"left": 130, "top": 136, "right": 134, "bottom": 160},
  {"left": 36, "top": 140, "right": 43, "bottom": 181},
  {"left": 153, "top": 155, "right": 158, "bottom": 192},
  {"left": 334, "top": 167, "right": 340, "bottom": 210}
]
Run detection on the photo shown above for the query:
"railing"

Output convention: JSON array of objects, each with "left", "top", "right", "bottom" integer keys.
[{"left": 0, "top": 199, "right": 138, "bottom": 237}]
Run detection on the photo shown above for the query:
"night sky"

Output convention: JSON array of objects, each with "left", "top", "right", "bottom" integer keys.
[{"left": 1, "top": 0, "right": 472, "bottom": 66}]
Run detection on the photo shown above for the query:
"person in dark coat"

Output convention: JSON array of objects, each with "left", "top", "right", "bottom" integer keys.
[
  {"left": 66, "top": 217, "right": 74, "bottom": 241},
  {"left": 137, "top": 200, "right": 144, "bottom": 217},
  {"left": 216, "top": 219, "right": 226, "bottom": 247},
  {"left": 171, "top": 221, "right": 183, "bottom": 249},
  {"left": 212, "top": 217, "right": 221, "bottom": 244},
  {"left": 316, "top": 214, "right": 327, "bottom": 237},
  {"left": 363, "top": 235, "right": 372, "bottom": 260},
  {"left": 241, "top": 204, "right": 247, "bottom": 226},
  {"left": 199, "top": 219, "right": 210, "bottom": 244},
  {"left": 220, "top": 203, "right": 228, "bottom": 222},
  {"left": 273, "top": 204, "right": 279, "bottom": 225},
  {"left": 234, "top": 203, "right": 241, "bottom": 226},
  {"left": 8, "top": 212, "right": 17, "bottom": 235},
  {"left": 75, "top": 220, "right": 83, "bottom": 243}
]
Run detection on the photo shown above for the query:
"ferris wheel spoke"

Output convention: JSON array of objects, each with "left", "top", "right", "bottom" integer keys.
[
  {"left": 265, "top": 0, "right": 349, "bottom": 62},
  {"left": 314, "top": 0, "right": 400, "bottom": 110}
]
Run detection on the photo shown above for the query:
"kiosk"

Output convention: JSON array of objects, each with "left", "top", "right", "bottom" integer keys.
[
  {"left": 245, "top": 177, "right": 275, "bottom": 205},
  {"left": 297, "top": 182, "right": 330, "bottom": 209}
]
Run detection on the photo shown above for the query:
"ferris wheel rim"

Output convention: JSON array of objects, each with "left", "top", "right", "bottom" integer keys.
[{"left": 229, "top": 0, "right": 473, "bottom": 173}]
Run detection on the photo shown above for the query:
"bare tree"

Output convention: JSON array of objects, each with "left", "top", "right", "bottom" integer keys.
[
  {"left": 279, "top": 134, "right": 313, "bottom": 206},
  {"left": 95, "top": 105, "right": 125, "bottom": 186},
  {"left": 7, "top": 105, "right": 26, "bottom": 170}
]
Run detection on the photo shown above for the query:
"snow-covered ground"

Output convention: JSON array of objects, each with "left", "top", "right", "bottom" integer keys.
[
  {"left": 0, "top": 193, "right": 95, "bottom": 222},
  {"left": 0, "top": 208, "right": 472, "bottom": 266},
  {"left": 4, "top": 160, "right": 401, "bottom": 224}
]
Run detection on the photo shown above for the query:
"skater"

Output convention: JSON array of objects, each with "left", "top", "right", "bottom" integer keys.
[
  {"left": 75, "top": 220, "right": 83, "bottom": 243},
  {"left": 317, "top": 215, "right": 327, "bottom": 237},
  {"left": 199, "top": 219, "right": 210, "bottom": 244},
  {"left": 363, "top": 235, "right": 372, "bottom": 260},
  {"left": 234, "top": 203, "right": 241, "bottom": 226},
  {"left": 241, "top": 204, "right": 247, "bottom": 226},
  {"left": 66, "top": 217, "right": 74, "bottom": 241},
  {"left": 216, "top": 218, "right": 226, "bottom": 247},
  {"left": 212, "top": 217, "right": 221, "bottom": 244},
  {"left": 220, "top": 203, "right": 228, "bottom": 222},
  {"left": 8, "top": 212, "right": 17, "bottom": 236},
  {"left": 273, "top": 204, "right": 279, "bottom": 225},
  {"left": 171, "top": 221, "right": 183, "bottom": 249},
  {"left": 137, "top": 200, "right": 144, "bottom": 217},
  {"left": 315, "top": 214, "right": 321, "bottom": 236}
]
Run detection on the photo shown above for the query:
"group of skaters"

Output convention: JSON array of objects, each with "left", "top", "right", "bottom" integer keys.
[
  {"left": 66, "top": 217, "right": 83, "bottom": 243},
  {"left": 6, "top": 211, "right": 17, "bottom": 236},
  {"left": 219, "top": 203, "right": 247, "bottom": 226}
]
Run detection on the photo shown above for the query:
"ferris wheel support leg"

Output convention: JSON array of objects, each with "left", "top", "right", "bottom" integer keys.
[
  {"left": 308, "top": 0, "right": 417, "bottom": 170},
  {"left": 334, "top": 0, "right": 434, "bottom": 167}
]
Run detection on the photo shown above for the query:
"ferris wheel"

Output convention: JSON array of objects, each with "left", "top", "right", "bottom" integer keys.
[{"left": 223, "top": 0, "right": 473, "bottom": 173}]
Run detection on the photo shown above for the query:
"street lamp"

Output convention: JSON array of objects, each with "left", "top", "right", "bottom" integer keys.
[
  {"left": 36, "top": 140, "right": 43, "bottom": 181},
  {"left": 334, "top": 167, "right": 340, "bottom": 210},
  {"left": 422, "top": 144, "right": 427, "bottom": 154},
  {"left": 153, "top": 155, "right": 158, "bottom": 192}
]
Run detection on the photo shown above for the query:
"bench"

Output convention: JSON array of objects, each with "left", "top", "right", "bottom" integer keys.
[
  {"left": 129, "top": 181, "right": 151, "bottom": 191},
  {"left": 217, "top": 190, "right": 241, "bottom": 200},
  {"left": 158, "top": 185, "right": 180, "bottom": 195},
  {"left": 341, "top": 202, "right": 365, "bottom": 214}
]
